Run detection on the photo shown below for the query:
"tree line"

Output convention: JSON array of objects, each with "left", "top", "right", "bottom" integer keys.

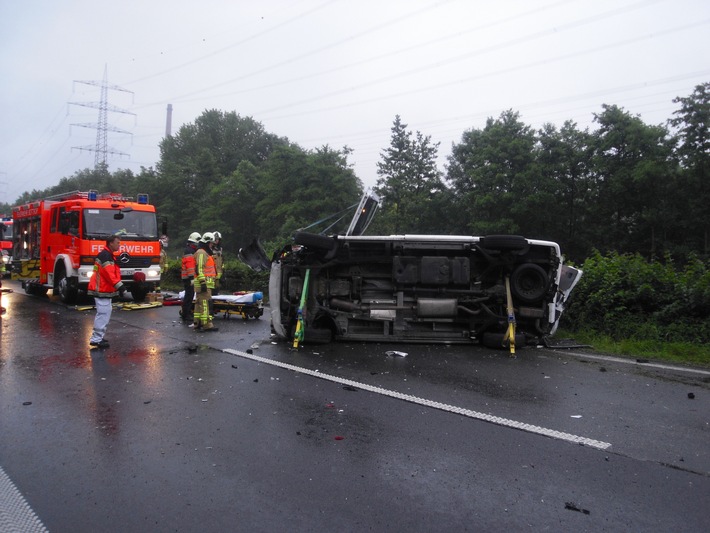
[{"left": 3, "top": 83, "right": 708, "bottom": 267}]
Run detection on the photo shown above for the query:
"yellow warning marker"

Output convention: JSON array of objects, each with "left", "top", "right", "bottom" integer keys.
[
  {"left": 503, "top": 275, "right": 516, "bottom": 356},
  {"left": 292, "top": 269, "right": 311, "bottom": 348}
]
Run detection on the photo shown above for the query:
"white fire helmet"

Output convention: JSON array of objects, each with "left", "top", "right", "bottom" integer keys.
[
  {"left": 201, "top": 232, "right": 215, "bottom": 243},
  {"left": 188, "top": 232, "right": 201, "bottom": 243}
]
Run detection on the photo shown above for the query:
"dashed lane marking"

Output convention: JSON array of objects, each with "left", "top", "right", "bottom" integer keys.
[
  {"left": 224, "top": 348, "right": 612, "bottom": 450},
  {"left": 0, "top": 465, "right": 48, "bottom": 533}
]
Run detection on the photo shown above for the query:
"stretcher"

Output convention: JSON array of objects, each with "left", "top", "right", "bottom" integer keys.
[
  {"left": 179, "top": 291, "right": 264, "bottom": 320},
  {"left": 211, "top": 292, "right": 264, "bottom": 320}
]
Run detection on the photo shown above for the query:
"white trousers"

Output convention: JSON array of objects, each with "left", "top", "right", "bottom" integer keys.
[{"left": 90, "top": 297, "right": 113, "bottom": 343}]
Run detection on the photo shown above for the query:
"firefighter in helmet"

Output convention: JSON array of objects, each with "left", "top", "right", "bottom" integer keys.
[
  {"left": 180, "top": 232, "right": 201, "bottom": 323},
  {"left": 193, "top": 232, "right": 218, "bottom": 331}
]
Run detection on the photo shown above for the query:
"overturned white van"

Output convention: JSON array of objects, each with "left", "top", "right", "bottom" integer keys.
[{"left": 240, "top": 194, "right": 582, "bottom": 349}]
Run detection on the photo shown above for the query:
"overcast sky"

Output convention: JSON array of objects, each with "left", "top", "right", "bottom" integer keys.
[{"left": 1, "top": 0, "right": 708, "bottom": 204}]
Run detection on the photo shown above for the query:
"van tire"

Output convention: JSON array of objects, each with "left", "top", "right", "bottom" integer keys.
[{"left": 511, "top": 263, "right": 549, "bottom": 303}]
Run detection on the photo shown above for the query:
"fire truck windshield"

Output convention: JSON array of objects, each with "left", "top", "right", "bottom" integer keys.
[
  {"left": 1, "top": 219, "right": 12, "bottom": 243},
  {"left": 83, "top": 208, "right": 157, "bottom": 240}
]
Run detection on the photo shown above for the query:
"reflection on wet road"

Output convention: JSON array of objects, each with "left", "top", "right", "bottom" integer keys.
[{"left": 1, "top": 280, "right": 708, "bottom": 532}]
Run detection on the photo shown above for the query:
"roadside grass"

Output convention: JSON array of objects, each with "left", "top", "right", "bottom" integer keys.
[{"left": 557, "top": 329, "right": 710, "bottom": 368}]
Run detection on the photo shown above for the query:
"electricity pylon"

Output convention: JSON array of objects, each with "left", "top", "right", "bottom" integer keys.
[{"left": 69, "top": 65, "right": 135, "bottom": 167}]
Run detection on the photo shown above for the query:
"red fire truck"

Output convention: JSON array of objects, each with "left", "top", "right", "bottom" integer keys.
[
  {"left": 12, "top": 190, "right": 165, "bottom": 303},
  {"left": 1, "top": 216, "right": 12, "bottom": 276}
]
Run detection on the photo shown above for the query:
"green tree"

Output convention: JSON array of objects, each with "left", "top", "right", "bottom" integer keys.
[
  {"left": 196, "top": 161, "right": 261, "bottom": 251},
  {"left": 668, "top": 82, "right": 710, "bottom": 255},
  {"left": 255, "top": 144, "right": 363, "bottom": 241},
  {"left": 447, "top": 110, "right": 537, "bottom": 235},
  {"left": 156, "top": 110, "right": 286, "bottom": 250},
  {"left": 536, "top": 121, "right": 595, "bottom": 260},
  {"left": 590, "top": 104, "right": 675, "bottom": 256},
  {"left": 373, "top": 115, "right": 445, "bottom": 234}
]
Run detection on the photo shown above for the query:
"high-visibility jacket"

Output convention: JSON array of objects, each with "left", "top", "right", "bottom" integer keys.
[
  {"left": 194, "top": 246, "right": 217, "bottom": 289},
  {"left": 87, "top": 246, "right": 124, "bottom": 298},
  {"left": 181, "top": 243, "right": 198, "bottom": 280}
]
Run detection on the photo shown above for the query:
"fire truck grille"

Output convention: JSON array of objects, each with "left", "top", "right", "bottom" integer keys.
[{"left": 120, "top": 257, "right": 152, "bottom": 269}]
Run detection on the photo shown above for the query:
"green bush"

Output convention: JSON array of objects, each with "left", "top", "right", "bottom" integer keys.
[{"left": 563, "top": 251, "right": 710, "bottom": 344}]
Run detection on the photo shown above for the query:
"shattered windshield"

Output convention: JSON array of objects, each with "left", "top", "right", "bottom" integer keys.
[{"left": 83, "top": 208, "right": 158, "bottom": 240}]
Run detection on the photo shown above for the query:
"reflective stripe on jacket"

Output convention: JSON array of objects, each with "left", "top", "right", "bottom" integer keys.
[
  {"left": 87, "top": 246, "right": 124, "bottom": 298},
  {"left": 194, "top": 248, "right": 217, "bottom": 289}
]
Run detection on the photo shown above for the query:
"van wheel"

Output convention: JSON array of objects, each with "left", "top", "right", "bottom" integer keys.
[
  {"left": 511, "top": 263, "right": 549, "bottom": 304},
  {"left": 56, "top": 267, "right": 78, "bottom": 304},
  {"left": 304, "top": 327, "right": 334, "bottom": 344}
]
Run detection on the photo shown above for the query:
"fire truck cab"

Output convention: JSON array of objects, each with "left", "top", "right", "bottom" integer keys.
[
  {"left": 1, "top": 216, "right": 12, "bottom": 276},
  {"left": 12, "top": 190, "right": 164, "bottom": 304}
]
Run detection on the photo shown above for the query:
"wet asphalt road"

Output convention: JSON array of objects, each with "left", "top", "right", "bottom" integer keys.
[{"left": 0, "top": 278, "right": 709, "bottom": 532}]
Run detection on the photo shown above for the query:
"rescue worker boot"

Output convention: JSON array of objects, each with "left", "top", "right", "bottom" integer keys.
[{"left": 90, "top": 339, "right": 110, "bottom": 348}]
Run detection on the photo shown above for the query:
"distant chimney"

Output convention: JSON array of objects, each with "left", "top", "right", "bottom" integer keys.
[{"left": 165, "top": 104, "right": 173, "bottom": 137}]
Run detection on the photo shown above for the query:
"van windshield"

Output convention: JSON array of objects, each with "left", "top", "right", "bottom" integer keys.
[{"left": 82, "top": 208, "right": 158, "bottom": 240}]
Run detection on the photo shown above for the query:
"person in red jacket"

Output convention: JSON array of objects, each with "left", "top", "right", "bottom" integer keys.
[
  {"left": 180, "top": 232, "right": 200, "bottom": 323},
  {"left": 87, "top": 235, "right": 124, "bottom": 348}
]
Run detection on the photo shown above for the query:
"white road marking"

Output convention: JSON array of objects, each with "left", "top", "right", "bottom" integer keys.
[
  {"left": 224, "top": 348, "right": 612, "bottom": 450},
  {"left": 0, "top": 465, "right": 48, "bottom": 533}
]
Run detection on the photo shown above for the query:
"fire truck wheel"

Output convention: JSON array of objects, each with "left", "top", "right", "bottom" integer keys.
[{"left": 56, "top": 267, "right": 78, "bottom": 305}]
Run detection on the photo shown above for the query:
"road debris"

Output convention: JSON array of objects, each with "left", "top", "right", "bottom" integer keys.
[{"left": 565, "top": 502, "right": 590, "bottom": 515}]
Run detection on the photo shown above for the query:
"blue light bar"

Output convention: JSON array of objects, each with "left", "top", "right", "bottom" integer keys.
[
  {"left": 88, "top": 190, "right": 98, "bottom": 201},
  {"left": 137, "top": 194, "right": 149, "bottom": 204}
]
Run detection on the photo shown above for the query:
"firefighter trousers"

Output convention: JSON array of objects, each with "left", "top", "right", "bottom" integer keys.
[{"left": 194, "top": 288, "right": 214, "bottom": 329}]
